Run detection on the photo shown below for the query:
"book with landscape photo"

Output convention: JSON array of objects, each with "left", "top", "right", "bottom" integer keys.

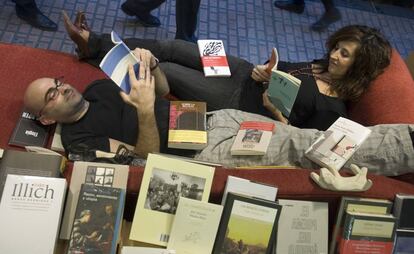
[
  {"left": 329, "top": 196, "right": 393, "bottom": 254},
  {"left": 276, "top": 199, "right": 328, "bottom": 254},
  {"left": 8, "top": 108, "right": 51, "bottom": 148},
  {"left": 0, "top": 149, "right": 64, "bottom": 199},
  {"left": 99, "top": 31, "right": 140, "bottom": 93},
  {"left": 67, "top": 184, "right": 125, "bottom": 254},
  {"left": 197, "top": 39, "right": 231, "bottom": 77},
  {"left": 129, "top": 153, "right": 215, "bottom": 246},
  {"left": 266, "top": 47, "right": 302, "bottom": 118},
  {"left": 168, "top": 101, "right": 207, "bottom": 150},
  {"left": 0, "top": 175, "right": 66, "bottom": 254},
  {"left": 339, "top": 211, "right": 396, "bottom": 254},
  {"left": 167, "top": 197, "right": 223, "bottom": 254},
  {"left": 213, "top": 192, "right": 282, "bottom": 254},
  {"left": 305, "top": 117, "right": 372, "bottom": 171},
  {"left": 230, "top": 121, "right": 275, "bottom": 156},
  {"left": 60, "top": 161, "right": 129, "bottom": 239}
]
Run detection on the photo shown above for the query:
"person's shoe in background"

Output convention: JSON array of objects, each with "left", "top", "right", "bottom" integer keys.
[
  {"left": 15, "top": 5, "right": 57, "bottom": 31},
  {"left": 121, "top": 2, "right": 161, "bottom": 27},
  {"left": 273, "top": 0, "right": 305, "bottom": 14},
  {"left": 311, "top": 8, "right": 341, "bottom": 32}
]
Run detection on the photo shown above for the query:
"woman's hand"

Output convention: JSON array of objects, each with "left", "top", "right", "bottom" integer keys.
[
  {"left": 132, "top": 48, "right": 158, "bottom": 70},
  {"left": 262, "top": 90, "right": 289, "bottom": 124},
  {"left": 251, "top": 64, "right": 271, "bottom": 83}
]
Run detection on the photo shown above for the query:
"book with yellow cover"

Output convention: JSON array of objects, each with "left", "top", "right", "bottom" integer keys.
[
  {"left": 129, "top": 154, "right": 215, "bottom": 246},
  {"left": 168, "top": 101, "right": 207, "bottom": 150}
]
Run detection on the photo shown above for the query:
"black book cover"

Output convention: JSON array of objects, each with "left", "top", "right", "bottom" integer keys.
[
  {"left": 398, "top": 199, "right": 414, "bottom": 229},
  {"left": 67, "top": 184, "right": 125, "bottom": 254},
  {"left": 8, "top": 110, "right": 51, "bottom": 148}
]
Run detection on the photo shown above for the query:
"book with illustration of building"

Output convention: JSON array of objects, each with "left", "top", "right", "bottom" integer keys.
[{"left": 197, "top": 39, "right": 231, "bottom": 77}]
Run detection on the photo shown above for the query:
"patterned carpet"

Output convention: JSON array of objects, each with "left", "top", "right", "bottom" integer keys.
[{"left": 0, "top": 0, "right": 413, "bottom": 64}]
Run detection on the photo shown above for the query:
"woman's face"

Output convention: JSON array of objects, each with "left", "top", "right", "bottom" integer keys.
[{"left": 328, "top": 40, "right": 360, "bottom": 79}]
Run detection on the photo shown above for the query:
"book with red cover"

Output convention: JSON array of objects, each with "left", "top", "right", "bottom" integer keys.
[
  {"left": 197, "top": 39, "right": 231, "bottom": 77},
  {"left": 230, "top": 121, "right": 275, "bottom": 155}
]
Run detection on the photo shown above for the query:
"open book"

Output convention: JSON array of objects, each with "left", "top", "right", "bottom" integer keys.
[
  {"left": 99, "top": 31, "right": 139, "bottom": 93},
  {"left": 266, "top": 48, "right": 301, "bottom": 118},
  {"left": 305, "top": 117, "right": 372, "bottom": 171}
]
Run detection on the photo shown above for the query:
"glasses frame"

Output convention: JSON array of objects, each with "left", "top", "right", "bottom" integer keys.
[{"left": 37, "top": 76, "right": 64, "bottom": 118}]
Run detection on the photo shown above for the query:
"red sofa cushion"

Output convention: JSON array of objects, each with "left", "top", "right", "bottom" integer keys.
[{"left": 348, "top": 49, "right": 414, "bottom": 125}]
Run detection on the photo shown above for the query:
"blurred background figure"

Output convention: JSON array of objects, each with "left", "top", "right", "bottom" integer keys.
[
  {"left": 121, "top": 0, "right": 164, "bottom": 27},
  {"left": 12, "top": 0, "right": 57, "bottom": 31}
]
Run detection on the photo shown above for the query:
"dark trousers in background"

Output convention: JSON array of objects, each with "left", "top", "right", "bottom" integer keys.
[{"left": 175, "top": 0, "right": 201, "bottom": 42}]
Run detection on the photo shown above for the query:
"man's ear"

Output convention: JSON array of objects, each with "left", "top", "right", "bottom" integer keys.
[{"left": 39, "top": 117, "right": 56, "bottom": 125}]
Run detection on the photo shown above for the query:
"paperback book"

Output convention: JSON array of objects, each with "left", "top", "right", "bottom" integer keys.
[
  {"left": 99, "top": 31, "right": 140, "bottom": 93},
  {"left": 67, "top": 184, "right": 125, "bottom": 254},
  {"left": 197, "top": 39, "right": 231, "bottom": 77},
  {"left": 0, "top": 175, "right": 66, "bottom": 254},
  {"left": 393, "top": 229, "right": 414, "bottom": 254},
  {"left": 230, "top": 121, "right": 275, "bottom": 156},
  {"left": 121, "top": 246, "right": 176, "bottom": 254},
  {"left": 129, "top": 153, "right": 215, "bottom": 246},
  {"left": 167, "top": 197, "right": 223, "bottom": 254},
  {"left": 305, "top": 117, "right": 372, "bottom": 171},
  {"left": 168, "top": 101, "right": 207, "bottom": 150},
  {"left": 393, "top": 194, "right": 414, "bottom": 229},
  {"left": 213, "top": 192, "right": 282, "bottom": 254}
]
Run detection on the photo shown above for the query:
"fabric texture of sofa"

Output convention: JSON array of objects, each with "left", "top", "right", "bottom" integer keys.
[{"left": 1, "top": 42, "right": 414, "bottom": 237}]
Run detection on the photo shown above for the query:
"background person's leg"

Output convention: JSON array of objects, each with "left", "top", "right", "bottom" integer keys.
[
  {"left": 121, "top": 0, "right": 166, "bottom": 27},
  {"left": 175, "top": 0, "right": 201, "bottom": 43},
  {"left": 12, "top": 0, "right": 57, "bottom": 31},
  {"left": 311, "top": 0, "right": 341, "bottom": 32}
]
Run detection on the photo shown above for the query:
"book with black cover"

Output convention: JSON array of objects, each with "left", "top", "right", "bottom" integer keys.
[
  {"left": 393, "top": 194, "right": 414, "bottom": 229},
  {"left": 0, "top": 149, "right": 63, "bottom": 199},
  {"left": 213, "top": 192, "right": 282, "bottom": 254},
  {"left": 8, "top": 109, "right": 51, "bottom": 148},
  {"left": 67, "top": 184, "right": 125, "bottom": 254}
]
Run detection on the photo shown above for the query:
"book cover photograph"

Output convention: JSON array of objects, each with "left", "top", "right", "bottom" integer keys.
[
  {"left": 167, "top": 197, "right": 223, "bottom": 254},
  {"left": 305, "top": 117, "right": 372, "bottom": 171},
  {"left": 213, "top": 193, "right": 282, "bottom": 254},
  {"left": 230, "top": 121, "right": 275, "bottom": 156},
  {"left": 8, "top": 109, "right": 51, "bottom": 148},
  {"left": 168, "top": 101, "right": 207, "bottom": 150},
  {"left": 67, "top": 184, "right": 125, "bottom": 254},
  {"left": 0, "top": 175, "right": 67, "bottom": 254},
  {"left": 197, "top": 39, "right": 231, "bottom": 77},
  {"left": 99, "top": 31, "right": 139, "bottom": 93},
  {"left": 130, "top": 154, "right": 215, "bottom": 246}
]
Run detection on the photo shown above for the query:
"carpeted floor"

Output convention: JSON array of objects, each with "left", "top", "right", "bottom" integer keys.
[{"left": 0, "top": 0, "right": 413, "bottom": 64}]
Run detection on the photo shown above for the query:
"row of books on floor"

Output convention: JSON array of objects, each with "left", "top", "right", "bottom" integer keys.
[{"left": 0, "top": 150, "right": 414, "bottom": 254}]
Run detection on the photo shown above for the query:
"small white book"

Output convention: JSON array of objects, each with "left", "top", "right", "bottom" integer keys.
[
  {"left": 276, "top": 199, "right": 329, "bottom": 254},
  {"left": 167, "top": 197, "right": 223, "bottom": 254},
  {"left": 122, "top": 246, "right": 175, "bottom": 254},
  {"left": 305, "top": 117, "right": 372, "bottom": 171},
  {"left": 221, "top": 175, "right": 278, "bottom": 205},
  {"left": 0, "top": 174, "right": 67, "bottom": 254},
  {"left": 230, "top": 121, "right": 275, "bottom": 156},
  {"left": 197, "top": 39, "right": 231, "bottom": 77}
]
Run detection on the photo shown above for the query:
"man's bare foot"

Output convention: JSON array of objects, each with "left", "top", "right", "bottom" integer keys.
[{"left": 62, "top": 11, "right": 90, "bottom": 58}]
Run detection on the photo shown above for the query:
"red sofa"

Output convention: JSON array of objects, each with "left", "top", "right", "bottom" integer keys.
[{"left": 1, "top": 43, "right": 414, "bottom": 234}]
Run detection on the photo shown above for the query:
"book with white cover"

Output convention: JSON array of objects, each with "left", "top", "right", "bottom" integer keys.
[
  {"left": 276, "top": 199, "right": 328, "bottom": 254},
  {"left": 230, "top": 121, "right": 275, "bottom": 155},
  {"left": 167, "top": 197, "right": 223, "bottom": 254},
  {"left": 122, "top": 246, "right": 175, "bottom": 254},
  {"left": 60, "top": 161, "right": 129, "bottom": 239},
  {"left": 305, "top": 117, "right": 372, "bottom": 171},
  {"left": 197, "top": 39, "right": 231, "bottom": 77},
  {"left": 0, "top": 174, "right": 67, "bottom": 254},
  {"left": 130, "top": 153, "right": 215, "bottom": 246},
  {"left": 221, "top": 175, "right": 278, "bottom": 205}
]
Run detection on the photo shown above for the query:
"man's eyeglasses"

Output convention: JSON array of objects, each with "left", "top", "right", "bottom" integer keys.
[{"left": 38, "top": 76, "right": 64, "bottom": 118}]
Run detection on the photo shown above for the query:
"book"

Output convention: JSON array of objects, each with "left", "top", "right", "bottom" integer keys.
[
  {"left": 0, "top": 174, "right": 66, "bottom": 254},
  {"left": 221, "top": 175, "right": 278, "bottom": 205},
  {"left": 67, "top": 184, "right": 125, "bottom": 254},
  {"left": 168, "top": 101, "right": 207, "bottom": 150},
  {"left": 339, "top": 211, "right": 397, "bottom": 254},
  {"left": 8, "top": 109, "right": 51, "bottom": 148},
  {"left": 276, "top": 199, "right": 328, "bottom": 254},
  {"left": 213, "top": 192, "right": 282, "bottom": 254},
  {"left": 393, "top": 194, "right": 414, "bottom": 229},
  {"left": 99, "top": 31, "right": 140, "bottom": 93},
  {"left": 393, "top": 229, "right": 414, "bottom": 254},
  {"left": 60, "top": 161, "right": 129, "bottom": 239},
  {"left": 51, "top": 123, "right": 65, "bottom": 152},
  {"left": 305, "top": 117, "right": 372, "bottom": 171},
  {"left": 197, "top": 39, "right": 231, "bottom": 77},
  {"left": 129, "top": 153, "right": 215, "bottom": 246},
  {"left": 167, "top": 197, "right": 223, "bottom": 254},
  {"left": 155, "top": 152, "right": 222, "bottom": 167},
  {"left": 0, "top": 149, "right": 64, "bottom": 199},
  {"left": 329, "top": 196, "right": 393, "bottom": 254},
  {"left": 122, "top": 246, "right": 176, "bottom": 254},
  {"left": 230, "top": 121, "right": 275, "bottom": 156}
]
